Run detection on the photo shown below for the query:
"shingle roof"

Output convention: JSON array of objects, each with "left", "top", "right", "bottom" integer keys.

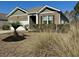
[
  {"left": 27, "top": 5, "right": 60, "bottom": 13},
  {"left": 27, "top": 6, "right": 43, "bottom": 13}
]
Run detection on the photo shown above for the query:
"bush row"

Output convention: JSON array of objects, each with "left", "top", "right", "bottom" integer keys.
[
  {"left": 1, "top": 23, "right": 70, "bottom": 33},
  {"left": 2, "top": 24, "right": 10, "bottom": 30},
  {"left": 29, "top": 24, "right": 70, "bottom": 33}
]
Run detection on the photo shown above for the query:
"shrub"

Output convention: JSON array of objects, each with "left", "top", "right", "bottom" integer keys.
[
  {"left": 24, "top": 25, "right": 29, "bottom": 31},
  {"left": 30, "top": 24, "right": 70, "bottom": 33},
  {"left": 10, "top": 22, "right": 22, "bottom": 30},
  {"left": 57, "top": 24, "right": 70, "bottom": 33},
  {"left": 10, "top": 21, "right": 22, "bottom": 36},
  {"left": 2, "top": 24, "right": 10, "bottom": 30}
]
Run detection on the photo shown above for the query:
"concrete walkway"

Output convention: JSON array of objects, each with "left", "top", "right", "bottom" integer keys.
[
  {"left": 0, "top": 30, "right": 26, "bottom": 34},
  {"left": 0, "top": 30, "right": 13, "bottom": 34}
]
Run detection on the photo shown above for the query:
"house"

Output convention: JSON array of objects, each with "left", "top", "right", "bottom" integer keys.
[
  {"left": 7, "top": 5, "right": 69, "bottom": 31},
  {"left": 0, "top": 13, "right": 8, "bottom": 30}
]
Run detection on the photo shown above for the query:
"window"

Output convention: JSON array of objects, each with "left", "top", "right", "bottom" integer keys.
[
  {"left": 48, "top": 15, "right": 53, "bottom": 24},
  {"left": 42, "top": 15, "right": 53, "bottom": 24},
  {"left": 42, "top": 16, "right": 48, "bottom": 24}
]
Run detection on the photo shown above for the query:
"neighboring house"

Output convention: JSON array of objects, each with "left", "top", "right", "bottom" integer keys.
[
  {"left": 7, "top": 5, "right": 69, "bottom": 30},
  {"left": 0, "top": 13, "right": 8, "bottom": 30}
]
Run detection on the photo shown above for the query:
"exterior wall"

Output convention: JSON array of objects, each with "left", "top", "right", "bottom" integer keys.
[
  {"left": 39, "top": 9, "right": 61, "bottom": 24},
  {"left": 8, "top": 16, "right": 28, "bottom": 30},
  {"left": 8, "top": 9, "right": 29, "bottom": 31},
  {"left": 11, "top": 9, "right": 26, "bottom": 15},
  {"left": 41, "top": 8, "right": 53, "bottom": 12},
  {"left": 8, "top": 9, "right": 28, "bottom": 21},
  {"left": 8, "top": 15, "right": 28, "bottom": 21}
]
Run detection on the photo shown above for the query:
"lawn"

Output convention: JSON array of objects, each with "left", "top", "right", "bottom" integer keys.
[
  {"left": 0, "top": 31, "right": 35, "bottom": 57},
  {"left": 0, "top": 31, "right": 52, "bottom": 57},
  {"left": 0, "top": 31, "right": 69, "bottom": 57},
  {"left": 0, "top": 26, "right": 79, "bottom": 57}
]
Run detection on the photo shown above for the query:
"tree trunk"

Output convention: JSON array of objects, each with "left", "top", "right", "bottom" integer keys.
[{"left": 14, "top": 29, "right": 18, "bottom": 37}]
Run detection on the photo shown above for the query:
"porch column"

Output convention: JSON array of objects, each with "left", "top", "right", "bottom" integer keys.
[
  {"left": 36, "top": 14, "right": 38, "bottom": 24},
  {"left": 47, "top": 16, "right": 49, "bottom": 24},
  {"left": 28, "top": 15, "right": 30, "bottom": 29},
  {"left": 58, "top": 14, "right": 60, "bottom": 24}
]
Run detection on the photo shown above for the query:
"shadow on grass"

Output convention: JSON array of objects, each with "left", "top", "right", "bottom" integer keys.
[{"left": 2, "top": 34, "right": 28, "bottom": 42}]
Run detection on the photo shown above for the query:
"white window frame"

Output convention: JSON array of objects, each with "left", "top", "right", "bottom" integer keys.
[{"left": 42, "top": 15, "right": 53, "bottom": 24}]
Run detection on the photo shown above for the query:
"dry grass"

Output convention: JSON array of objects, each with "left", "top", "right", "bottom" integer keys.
[
  {"left": 24, "top": 25, "right": 79, "bottom": 57},
  {"left": 0, "top": 25, "right": 79, "bottom": 57}
]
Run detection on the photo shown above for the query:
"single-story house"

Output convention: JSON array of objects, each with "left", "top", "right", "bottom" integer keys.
[{"left": 7, "top": 5, "right": 69, "bottom": 31}]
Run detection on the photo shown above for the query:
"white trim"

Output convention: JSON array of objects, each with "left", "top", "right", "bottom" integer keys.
[
  {"left": 7, "top": 7, "right": 28, "bottom": 17},
  {"left": 29, "top": 12, "right": 38, "bottom": 13},
  {"left": 58, "top": 14, "right": 60, "bottom": 24},
  {"left": 28, "top": 15, "right": 30, "bottom": 26},
  {"left": 40, "top": 12, "right": 54, "bottom": 14},
  {"left": 36, "top": 14, "right": 38, "bottom": 24},
  {"left": 38, "top": 5, "right": 60, "bottom": 13},
  {"left": 8, "top": 14, "right": 28, "bottom": 17},
  {"left": 47, "top": 16, "right": 48, "bottom": 24}
]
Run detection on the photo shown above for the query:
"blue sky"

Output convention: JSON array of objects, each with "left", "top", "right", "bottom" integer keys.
[{"left": 0, "top": 1, "right": 77, "bottom": 14}]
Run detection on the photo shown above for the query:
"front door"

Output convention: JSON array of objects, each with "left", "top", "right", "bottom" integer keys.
[
  {"left": 30, "top": 16, "right": 36, "bottom": 29},
  {"left": 30, "top": 16, "right": 36, "bottom": 24}
]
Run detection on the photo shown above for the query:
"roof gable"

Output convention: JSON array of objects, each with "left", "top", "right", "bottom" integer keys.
[
  {"left": 40, "top": 7, "right": 56, "bottom": 13},
  {"left": 7, "top": 7, "right": 28, "bottom": 17},
  {"left": 38, "top": 5, "right": 60, "bottom": 13},
  {"left": 28, "top": 5, "right": 61, "bottom": 13},
  {"left": 10, "top": 9, "right": 26, "bottom": 15}
]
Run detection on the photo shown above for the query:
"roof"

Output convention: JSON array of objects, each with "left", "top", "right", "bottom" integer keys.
[
  {"left": 0, "top": 13, "right": 7, "bottom": 21},
  {"left": 28, "top": 5, "right": 61, "bottom": 13},
  {"left": 28, "top": 6, "right": 43, "bottom": 13},
  {"left": 7, "top": 5, "right": 61, "bottom": 16}
]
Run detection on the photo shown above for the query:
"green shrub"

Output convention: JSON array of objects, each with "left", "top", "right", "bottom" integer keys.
[
  {"left": 10, "top": 22, "right": 22, "bottom": 30},
  {"left": 2, "top": 24, "right": 10, "bottom": 30}
]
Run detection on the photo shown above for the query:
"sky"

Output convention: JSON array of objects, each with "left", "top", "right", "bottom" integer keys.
[{"left": 0, "top": 1, "right": 77, "bottom": 14}]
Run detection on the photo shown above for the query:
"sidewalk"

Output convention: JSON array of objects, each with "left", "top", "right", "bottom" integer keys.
[
  {"left": 0, "top": 30, "right": 13, "bottom": 34},
  {"left": 0, "top": 30, "right": 26, "bottom": 34}
]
